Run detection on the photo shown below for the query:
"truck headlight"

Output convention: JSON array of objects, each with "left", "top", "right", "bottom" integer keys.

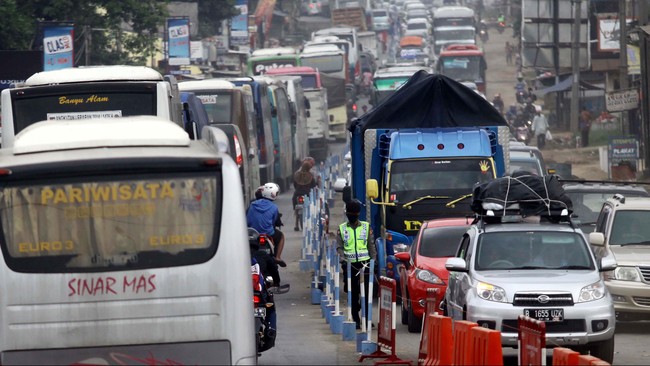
[
  {"left": 578, "top": 281, "right": 606, "bottom": 302},
  {"left": 476, "top": 282, "right": 507, "bottom": 303},
  {"left": 415, "top": 268, "right": 443, "bottom": 284},
  {"left": 393, "top": 243, "right": 409, "bottom": 253},
  {"left": 612, "top": 266, "right": 641, "bottom": 282}
]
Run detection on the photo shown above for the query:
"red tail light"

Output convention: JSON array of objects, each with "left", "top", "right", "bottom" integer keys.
[
  {"left": 259, "top": 236, "right": 267, "bottom": 247},
  {"left": 298, "top": 196, "right": 305, "bottom": 204},
  {"left": 234, "top": 135, "right": 243, "bottom": 167},
  {"left": 253, "top": 294, "right": 262, "bottom": 305},
  {"left": 352, "top": 104, "right": 357, "bottom": 112}
]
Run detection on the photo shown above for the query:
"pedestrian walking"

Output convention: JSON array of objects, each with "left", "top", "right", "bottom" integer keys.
[
  {"left": 579, "top": 107, "right": 592, "bottom": 147},
  {"left": 505, "top": 42, "right": 513, "bottom": 65},
  {"left": 531, "top": 110, "right": 550, "bottom": 150},
  {"left": 337, "top": 199, "right": 376, "bottom": 329}
]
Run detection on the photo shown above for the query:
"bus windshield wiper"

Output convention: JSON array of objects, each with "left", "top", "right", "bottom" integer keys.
[
  {"left": 402, "top": 195, "right": 450, "bottom": 209},
  {"left": 445, "top": 193, "right": 473, "bottom": 208}
]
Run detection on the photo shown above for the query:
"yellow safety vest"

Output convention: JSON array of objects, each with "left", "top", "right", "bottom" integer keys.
[{"left": 340, "top": 221, "right": 370, "bottom": 262}]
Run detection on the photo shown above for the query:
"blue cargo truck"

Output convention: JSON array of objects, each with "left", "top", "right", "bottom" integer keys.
[{"left": 347, "top": 71, "right": 510, "bottom": 295}]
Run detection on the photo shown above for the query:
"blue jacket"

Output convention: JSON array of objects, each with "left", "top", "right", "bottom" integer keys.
[{"left": 247, "top": 199, "right": 279, "bottom": 235}]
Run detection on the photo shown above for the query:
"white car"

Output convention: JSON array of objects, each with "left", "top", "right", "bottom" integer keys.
[{"left": 445, "top": 212, "right": 617, "bottom": 363}]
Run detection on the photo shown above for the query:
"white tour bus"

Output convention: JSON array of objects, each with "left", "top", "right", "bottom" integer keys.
[
  {"left": 0, "top": 65, "right": 184, "bottom": 148},
  {"left": 0, "top": 116, "right": 255, "bottom": 364}
]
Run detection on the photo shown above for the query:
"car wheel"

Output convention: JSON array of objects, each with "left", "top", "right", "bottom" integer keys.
[
  {"left": 587, "top": 336, "right": 615, "bottom": 364},
  {"left": 401, "top": 293, "right": 408, "bottom": 325},
  {"left": 407, "top": 295, "right": 422, "bottom": 333}
]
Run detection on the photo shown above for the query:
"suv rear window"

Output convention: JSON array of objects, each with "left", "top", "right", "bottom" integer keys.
[{"left": 0, "top": 172, "right": 221, "bottom": 273}]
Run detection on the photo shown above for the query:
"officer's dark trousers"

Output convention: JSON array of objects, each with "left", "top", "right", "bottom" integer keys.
[{"left": 348, "top": 260, "right": 370, "bottom": 327}]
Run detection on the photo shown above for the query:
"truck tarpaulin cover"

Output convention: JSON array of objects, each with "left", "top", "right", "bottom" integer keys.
[
  {"left": 351, "top": 71, "right": 506, "bottom": 132},
  {"left": 319, "top": 72, "right": 346, "bottom": 108},
  {"left": 471, "top": 173, "right": 573, "bottom": 217}
]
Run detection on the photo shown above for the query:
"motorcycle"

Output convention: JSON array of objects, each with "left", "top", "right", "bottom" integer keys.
[
  {"left": 515, "top": 125, "right": 531, "bottom": 144},
  {"left": 249, "top": 228, "right": 290, "bottom": 355},
  {"left": 497, "top": 21, "right": 506, "bottom": 34},
  {"left": 479, "top": 28, "right": 488, "bottom": 43}
]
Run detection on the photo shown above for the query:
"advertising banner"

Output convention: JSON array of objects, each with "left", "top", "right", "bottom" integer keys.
[
  {"left": 43, "top": 25, "right": 74, "bottom": 71},
  {"left": 231, "top": 0, "right": 250, "bottom": 49},
  {"left": 598, "top": 18, "right": 634, "bottom": 52},
  {"left": 606, "top": 89, "right": 639, "bottom": 112},
  {"left": 608, "top": 136, "right": 638, "bottom": 181},
  {"left": 168, "top": 18, "right": 190, "bottom": 66}
]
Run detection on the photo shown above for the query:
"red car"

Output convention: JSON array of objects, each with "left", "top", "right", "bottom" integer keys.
[{"left": 396, "top": 218, "right": 471, "bottom": 332}]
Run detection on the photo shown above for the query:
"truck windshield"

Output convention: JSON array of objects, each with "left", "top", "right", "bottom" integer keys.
[
  {"left": 439, "top": 56, "right": 482, "bottom": 81},
  {"left": 389, "top": 159, "right": 494, "bottom": 201},
  {"left": 299, "top": 75, "right": 318, "bottom": 89},
  {"left": 195, "top": 92, "right": 232, "bottom": 124},
  {"left": 300, "top": 55, "right": 345, "bottom": 73}
]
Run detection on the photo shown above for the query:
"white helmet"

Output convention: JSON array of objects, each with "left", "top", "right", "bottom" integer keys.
[{"left": 260, "top": 182, "right": 280, "bottom": 201}]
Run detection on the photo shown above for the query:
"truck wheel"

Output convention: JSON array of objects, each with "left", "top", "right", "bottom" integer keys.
[
  {"left": 407, "top": 295, "right": 422, "bottom": 333},
  {"left": 587, "top": 336, "right": 615, "bottom": 364}
]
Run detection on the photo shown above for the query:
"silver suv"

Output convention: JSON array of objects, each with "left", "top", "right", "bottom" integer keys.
[
  {"left": 589, "top": 194, "right": 650, "bottom": 322},
  {"left": 445, "top": 215, "right": 617, "bottom": 363}
]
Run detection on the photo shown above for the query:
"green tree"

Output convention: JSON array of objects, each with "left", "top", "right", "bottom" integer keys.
[
  {"left": 0, "top": 0, "right": 37, "bottom": 50},
  {"left": 0, "top": 0, "right": 168, "bottom": 65}
]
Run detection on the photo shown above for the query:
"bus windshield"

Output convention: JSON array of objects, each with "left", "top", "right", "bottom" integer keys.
[
  {"left": 300, "top": 55, "right": 345, "bottom": 73},
  {"left": 389, "top": 159, "right": 494, "bottom": 201},
  {"left": 0, "top": 173, "right": 221, "bottom": 273},
  {"left": 439, "top": 56, "right": 483, "bottom": 81},
  {"left": 195, "top": 92, "right": 233, "bottom": 124},
  {"left": 435, "top": 29, "right": 475, "bottom": 42},
  {"left": 10, "top": 84, "right": 156, "bottom": 136}
]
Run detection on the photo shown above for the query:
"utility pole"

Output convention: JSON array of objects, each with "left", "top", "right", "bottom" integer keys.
[
  {"left": 619, "top": 0, "right": 629, "bottom": 133},
  {"left": 570, "top": 0, "right": 581, "bottom": 134},
  {"left": 639, "top": 0, "right": 650, "bottom": 175}
]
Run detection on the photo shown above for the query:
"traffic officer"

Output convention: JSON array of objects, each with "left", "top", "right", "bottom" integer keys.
[{"left": 336, "top": 199, "right": 377, "bottom": 329}]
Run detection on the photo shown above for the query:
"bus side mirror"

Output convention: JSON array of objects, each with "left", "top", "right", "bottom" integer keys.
[
  {"left": 342, "top": 185, "right": 352, "bottom": 203},
  {"left": 366, "top": 179, "right": 379, "bottom": 199}
]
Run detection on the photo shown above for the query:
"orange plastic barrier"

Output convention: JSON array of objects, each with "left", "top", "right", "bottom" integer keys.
[
  {"left": 518, "top": 315, "right": 546, "bottom": 365},
  {"left": 418, "top": 289, "right": 441, "bottom": 365},
  {"left": 452, "top": 320, "right": 477, "bottom": 365},
  {"left": 469, "top": 326, "right": 503, "bottom": 366},
  {"left": 552, "top": 347, "right": 580, "bottom": 366},
  {"left": 426, "top": 315, "right": 453, "bottom": 366},
  {"left": 578, "top": 354, "right": 610, "bottom": 366}
]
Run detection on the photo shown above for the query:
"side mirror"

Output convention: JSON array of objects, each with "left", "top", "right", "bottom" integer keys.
[
  {"left": 271, "top": 106, "right": 278, "bottom": 118},
  {"left": 329, "top": 114, "right": 334, "bottom": 122},
  {"left": 589, "top": 232, "right": 605, "bottom": 246},
  {"left": 395, "top": 251, "right": 411, "bottom": 263},
  {"left": 366, "top": 179, "right": 379, "bottom": 199},
  {"left": 600, "top": 255, "right": 617, "bottom": 272},
  {"left": 445, "top": 257, "right": 468, "bottom": 272}
]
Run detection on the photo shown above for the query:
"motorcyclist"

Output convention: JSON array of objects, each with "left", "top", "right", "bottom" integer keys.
[
  {"left": 293, "top": 161, "right": 317, "bottom": 231},
  {"left": 491, "top": 93, "right": 504, "bottom": 114},
  {"left": 247, "top": 183, "right": 287, "bottom": 267}
]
